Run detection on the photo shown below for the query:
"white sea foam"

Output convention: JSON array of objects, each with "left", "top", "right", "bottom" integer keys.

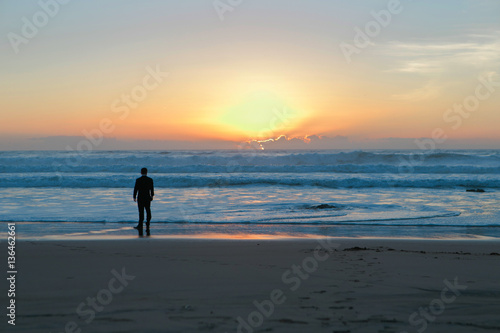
[{"left": 0, "top": 150, "right": 499, "bottom": 189}]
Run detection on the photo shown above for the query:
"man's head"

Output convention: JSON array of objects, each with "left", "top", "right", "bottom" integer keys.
[{"left": 141, "top": 167, "right": 148, "bottom": 175}]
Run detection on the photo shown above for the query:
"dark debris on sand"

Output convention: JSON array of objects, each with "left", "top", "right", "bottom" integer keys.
[{"left": 343, "top": 247, "right": 369, "bottom": 252}]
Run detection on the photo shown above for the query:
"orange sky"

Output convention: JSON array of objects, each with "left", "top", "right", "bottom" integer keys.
[{"left": 1, "top": 1, "right": 499, "bottom": 149}]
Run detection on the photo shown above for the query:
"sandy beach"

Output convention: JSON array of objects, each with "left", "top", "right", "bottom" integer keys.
[{"left": 9, "top": 237, "right": 500, "bottom": 333}]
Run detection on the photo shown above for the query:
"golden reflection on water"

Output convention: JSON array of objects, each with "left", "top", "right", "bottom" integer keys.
[{"left": 32, "top": 230, "right": 319, "bottom": 241}]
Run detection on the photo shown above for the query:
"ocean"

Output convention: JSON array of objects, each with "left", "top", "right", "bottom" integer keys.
[{"left": 1, "top": 149, "right": 499, "bottom": 239}]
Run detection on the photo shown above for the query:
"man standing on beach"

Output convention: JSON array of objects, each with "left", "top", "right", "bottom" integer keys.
[{"left": 133, "top": 168, "right": 154, "bottom": 235}]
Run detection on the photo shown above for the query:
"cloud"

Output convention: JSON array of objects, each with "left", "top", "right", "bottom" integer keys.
[
  {"left": 243, "top": 135, "right": 351, "bottom": 150},
  {"left": 382, "top": 31, "right": 500, "bottom": 74}
]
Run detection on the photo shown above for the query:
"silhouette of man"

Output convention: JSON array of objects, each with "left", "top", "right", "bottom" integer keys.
[{"left": 133, "top": 168, "right": 154, "bottom": 235}]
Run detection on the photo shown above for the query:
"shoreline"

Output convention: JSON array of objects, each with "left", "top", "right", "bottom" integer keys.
[
  {"left": 5, "top": 219, "right": 500, "bottom": 241},
  {"left": 14, "top": 233, "right": 500, "bottom": 241},
  {"left": 14, "top": 237, "right": 500, "bottom": 248}
]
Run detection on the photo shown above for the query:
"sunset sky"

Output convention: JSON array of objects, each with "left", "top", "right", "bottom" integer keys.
[{"left": 1, "top": 0, "right": 499, "bottom": 149}]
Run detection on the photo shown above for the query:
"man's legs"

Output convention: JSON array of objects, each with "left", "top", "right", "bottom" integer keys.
[
  {"left": 144, "top": 200, "right": 151, "bottom": 231},
  {"left": 137, "top": 201, "right": 145, "bottom": 232}
]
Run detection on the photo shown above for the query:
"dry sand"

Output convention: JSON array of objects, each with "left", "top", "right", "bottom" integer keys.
[{"left": 11, "top": 238, "right": 500, "bottom": 333}]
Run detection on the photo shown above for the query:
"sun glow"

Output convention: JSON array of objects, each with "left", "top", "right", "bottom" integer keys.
[{"left": 217, "top": 90, "right": 302, "bottom": 139}]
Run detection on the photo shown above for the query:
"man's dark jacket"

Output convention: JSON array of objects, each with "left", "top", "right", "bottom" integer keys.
[{"left": 134, "top": 176, "right": 154, "bottom": 202}]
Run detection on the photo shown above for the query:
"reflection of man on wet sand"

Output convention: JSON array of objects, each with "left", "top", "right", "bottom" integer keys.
[{"left": 133, "top": 168, "right": 154, "bottom": 236}]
